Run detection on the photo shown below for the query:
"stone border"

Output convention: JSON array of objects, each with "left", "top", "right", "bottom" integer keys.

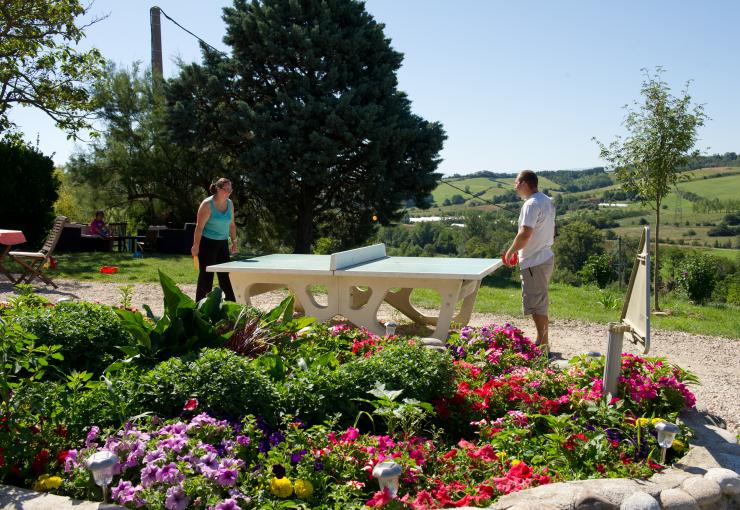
[
  {"left": 470, "top": 408, "right": 740, "bottom": 510},
  {"left": 0, "top": 483, "right": 122, "bottom": 509}
]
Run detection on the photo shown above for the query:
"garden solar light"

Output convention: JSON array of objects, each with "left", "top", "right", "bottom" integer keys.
[
  {"left": 655, "top": 421, "right": 680, "bottom": 463},
  {"left": 86, "top": 450, "right": 118, "bottom": 502},
  {"left": 372, "top": 461, "right": 402, "bottom": 497},
  {"left": 384, "top": 321, "right": 398, "bottom": 336}
]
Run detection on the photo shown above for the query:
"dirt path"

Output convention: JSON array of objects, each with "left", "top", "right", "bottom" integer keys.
[{"left": 2, "top": 279, "right": 738, "bottom": 434}]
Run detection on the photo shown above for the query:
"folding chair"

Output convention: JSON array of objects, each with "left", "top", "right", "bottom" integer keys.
[{"left": 9, "top": 216, "right": 68, "bottom": 288}]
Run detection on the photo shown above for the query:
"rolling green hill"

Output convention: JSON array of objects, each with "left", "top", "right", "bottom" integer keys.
[{"left": 418, "top": 165, "right": 740, "bottom": 252}]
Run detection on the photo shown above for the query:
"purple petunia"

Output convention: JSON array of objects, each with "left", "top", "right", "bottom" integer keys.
[
  {"left": 111, "top": 480, "right": 141, "bottom": 505},
  {"left": 85, "top": 426, "right": 100, "bottom": 447},
  {"left": 157, "top": 463, "right": 184, "bottom": 484},
  {"left": 164, "top": 485, "right": 189, "bottom": 510},
  {"left": 140, "top": 464, "right": 159, "bottom": 488},
  {"left": 290, "top": 449, "right": 307, "bottom": 463},
  {"left": 236, "top": 435, "right": 250, "bottom": 446},
  {"left": 216, "top": 467, "right": 238, "bottom": 487},
  {"left": 212, "top": 499, "right": 240, "bottom": 510}
]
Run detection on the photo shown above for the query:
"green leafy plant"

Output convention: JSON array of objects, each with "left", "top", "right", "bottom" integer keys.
[
  {"left": 596, "top": 290, "right": 621, "bottom": 310},
  {"left": 111, "top": 271, "right": 238, "bottom": 366},
  {"left": 0, "top": 317, "right": 63, "bottom": 404},
  {"left": 354, "top": 382, "right": 433, "bottom": 437},
  {"left": 118, "top": 284, "right": 134, "bottom": 309},
  {"left": 6, "top": 300, "right": 130, "bottom": 378}
]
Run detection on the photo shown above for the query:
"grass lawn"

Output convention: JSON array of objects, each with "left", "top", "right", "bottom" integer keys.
[
  {"left": 13, "top": 252, "right": 739, "bottom": 339},
  {"left": 412, "top": 282, "right": 740, "bottom": 339}
]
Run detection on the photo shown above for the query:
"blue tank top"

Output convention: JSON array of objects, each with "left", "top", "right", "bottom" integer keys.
[{"left": 202, "top": 197, "right": 232, "bottom": 240}]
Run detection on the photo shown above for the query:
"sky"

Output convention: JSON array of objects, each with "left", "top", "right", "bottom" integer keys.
[{"left": 8, "top": 0, "right": 740, "bottom": 175}]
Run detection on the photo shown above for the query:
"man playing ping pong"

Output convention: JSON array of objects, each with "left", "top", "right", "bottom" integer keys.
[{"left": 504, "top": 170, "right": 556, "bottom": 353}]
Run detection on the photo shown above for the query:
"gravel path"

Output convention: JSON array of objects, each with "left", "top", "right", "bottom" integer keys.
[{"left": 2, "top": 279, "right": 738, "bottom": 434}]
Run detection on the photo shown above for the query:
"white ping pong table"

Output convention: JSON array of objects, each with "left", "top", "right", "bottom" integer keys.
[{"left": 207, "top": 244, "right": 502, "bottom": 339}]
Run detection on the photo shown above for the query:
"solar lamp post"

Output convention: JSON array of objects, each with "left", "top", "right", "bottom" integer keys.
[
  {"left": 372, "top": 461, "right": 402, "bottom": 497},
  {"left": 655, "top": 421, "right": 680, "bottom": 464},
  {"left": 86, "top": 450, "right": 118, "bottom": 502}
]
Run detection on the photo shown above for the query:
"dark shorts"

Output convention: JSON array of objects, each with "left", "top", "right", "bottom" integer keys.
[{"left": 520, "top": 258, "right": 554, "bottom": 315}]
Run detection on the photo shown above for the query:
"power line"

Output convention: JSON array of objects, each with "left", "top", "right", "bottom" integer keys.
[
  {"left": 155, "top": 6, "right": 225, "bottom": 55},
  {"left": 440, "top": 180, "right": 520, "bottom": 217}
]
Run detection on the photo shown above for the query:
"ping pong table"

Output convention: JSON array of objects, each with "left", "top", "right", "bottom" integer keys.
[{"left": 207, "top": 244, "right": 502, "bottom": 339}]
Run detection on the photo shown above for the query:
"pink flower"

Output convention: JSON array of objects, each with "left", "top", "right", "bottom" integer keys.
[
  {"left": 183, "top": 398, "right": 198, "bottom": 411},
  {"left": 366, "top": 488, "right": 394, "bottom": 507}
]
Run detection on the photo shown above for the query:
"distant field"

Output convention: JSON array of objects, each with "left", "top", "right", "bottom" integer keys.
[{"left": 432, "top": 175, "right": 562, "bottom": 206}]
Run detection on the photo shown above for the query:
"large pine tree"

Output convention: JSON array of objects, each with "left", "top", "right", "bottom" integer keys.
[{"left": 167, "top": 0, "right": 445, "bottom": 252}]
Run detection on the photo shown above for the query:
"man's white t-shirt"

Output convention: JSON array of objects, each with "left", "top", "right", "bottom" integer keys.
[{"left": 518, "top": 191, "right": 555, "bottom": 269}]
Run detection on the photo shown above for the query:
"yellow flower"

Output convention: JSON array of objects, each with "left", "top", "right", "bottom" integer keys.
[
  {"left": 497, "top": 451, "right": 507, "bottom": 461},
  {"left": 32, "top": 474, "right": 62, "bottom": 491},
  {"left": 43, "top": 476, "right": 62, "bottom": 490},
  {"left": 270, "top": 476, "right": 293, "bottom": 498},
  {"left": 651, "top": 418, "right": 666, "bottom": 426},
  {"left": 294, "top": 479, "right": 314, "bottom": 499},
  {"left": 510, "top": 459, "right": 521, "bottom": 467},
  {"left": 671, "top": 439, "right": 686, "bottom": 451},
  {"left": 635, "top": 417, "right": 651, "bottom": 428}
]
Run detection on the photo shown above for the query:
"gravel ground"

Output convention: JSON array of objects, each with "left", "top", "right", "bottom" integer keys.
[{"left": 2, "top": 278, "right": 738, "bottom": 434}]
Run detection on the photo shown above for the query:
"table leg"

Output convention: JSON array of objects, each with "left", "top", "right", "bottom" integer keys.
[{"left": 0, "top": 244, "right": 15, "bottom": 283}]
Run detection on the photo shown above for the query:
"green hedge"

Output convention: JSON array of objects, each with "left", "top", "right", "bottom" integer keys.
[
  {"left": 281, "top": 342, "right": 455, "bottom": 426},
  {"left": 6, "top": 301, "right": 132, "bottom": 377}
]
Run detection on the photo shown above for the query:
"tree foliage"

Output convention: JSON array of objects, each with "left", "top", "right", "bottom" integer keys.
[
  {"left": 166, "top": 0, "right": 445, "bottom": 252},
  {"left": 552, "top": 220, "right": 604, "bottom": 274},
  {"left": 594, "top": 67, "right": 706, "bottom": 310},
  {"left": 0, "top": 140, "right": 59, "bottom": 246},
  {"left": 65, "top": 64, "right": 209, "bottom": 226},
  {"left": 0, "top": 0, "right": 105, "bottom": 136}
]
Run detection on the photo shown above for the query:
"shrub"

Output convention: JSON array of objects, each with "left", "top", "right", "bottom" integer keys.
[
  {"left": 137, "top": 348, "right": 279, "bottom": 421},
  {"left": 553, "top": 220, "right": 604, "bottom": 273},
  {"left": 677, "top": 254, "right": 718, "bottom": 304},
  {"left": 5, "top": 301, "right": 131, "bottom": 378},
  {"left": 282, "top": 340, "right": 455, "bottom": 428},
  {"left": 0, "top": 141, "right": 60, "bottom": 247},
  {"left": 579, "top": 253, "right": 614, "bottom": 288}
]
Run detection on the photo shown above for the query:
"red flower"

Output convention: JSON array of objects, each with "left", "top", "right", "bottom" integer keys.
[
  {"left": 508, "top": 461, "right": 532, "bottom": 479},
  {"left": 443, "top": 449, "right": 458, "bottom": 460},
  {"left": 596, "top": 464, "right": 606, "bottom": 473},
  {"left": 648, "top": 459, "right": 663, "bottom": 471},
  {"left": 57, "top": 450, "right": 71, "bottom": 464},
  {"left": 183, "top": 398, "right": 198, "bottom": 411},
  {"left": 366, "top": 488, "right": 394, "bottom": 507}
]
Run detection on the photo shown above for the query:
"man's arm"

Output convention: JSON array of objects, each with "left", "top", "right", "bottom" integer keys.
[{"left": 505, "top": 225, "right": 533, "bottom": 264}]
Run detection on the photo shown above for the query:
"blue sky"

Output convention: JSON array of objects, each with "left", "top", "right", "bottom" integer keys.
[{"left": 9, "top": 0, "right": 740, "bottom": 175}]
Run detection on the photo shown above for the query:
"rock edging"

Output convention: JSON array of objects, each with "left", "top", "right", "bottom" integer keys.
[{"left": 467, "top": 408, "right": 740, "bottom": 510}]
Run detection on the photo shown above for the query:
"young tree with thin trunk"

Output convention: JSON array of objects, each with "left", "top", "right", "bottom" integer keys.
[
  {"left": 594, "top": 67, "right": 706, "bottom": 311},
  {"left": 0, "top": 0, "right": 106, "bottom": 137}
]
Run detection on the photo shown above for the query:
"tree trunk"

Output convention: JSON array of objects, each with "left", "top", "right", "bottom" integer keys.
[
  {"left": 294, "top": 190, "right": 314, "bottom": 254},
  {"left": 653, "top": 205, "right": 661, "bottom": 311}
]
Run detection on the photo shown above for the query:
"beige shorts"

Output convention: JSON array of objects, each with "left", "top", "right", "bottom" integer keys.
[{"left": 520, "top": 258, "right": 554, "bottom": 315}]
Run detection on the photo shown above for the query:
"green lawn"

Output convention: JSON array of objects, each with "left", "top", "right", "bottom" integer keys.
[
  {"left": 412, "top": 282, "right": 740, "bottom": 339},
  {"left": 12, "top": 253, "right": 739, "bottom": 339}
]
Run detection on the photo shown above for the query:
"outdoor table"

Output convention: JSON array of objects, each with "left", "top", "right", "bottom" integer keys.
[
  {"left": 0, "top": 229, "right": 26, "bottom": 282},
  {"left": 208, "top": 244, "right": 502, "bottom": 340}
]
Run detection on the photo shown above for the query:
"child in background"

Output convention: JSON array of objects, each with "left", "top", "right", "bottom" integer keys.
[{"left": 90, "top": 210, "right": 111, "bottom": 238}]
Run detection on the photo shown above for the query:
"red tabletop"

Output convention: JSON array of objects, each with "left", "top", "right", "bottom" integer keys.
[{"left": 0, "top": 229, "right": 26, "bottom": 245}]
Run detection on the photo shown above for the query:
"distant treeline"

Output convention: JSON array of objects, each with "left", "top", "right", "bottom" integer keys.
[
  {"left": 445, "top": 167, "right": 612, "bottom": 193},
  {"left": 680, "top": 152, "right": 740, "bottom": 171}
]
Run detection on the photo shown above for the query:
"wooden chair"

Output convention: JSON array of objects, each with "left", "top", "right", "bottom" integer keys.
[{"left": 9, "top": 216, "right": 68, "bottom": 288}]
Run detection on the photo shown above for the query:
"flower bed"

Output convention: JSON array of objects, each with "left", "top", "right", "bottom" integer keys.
[{"left": 0, "top": 283, "right": 698, "bottom": 509}]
